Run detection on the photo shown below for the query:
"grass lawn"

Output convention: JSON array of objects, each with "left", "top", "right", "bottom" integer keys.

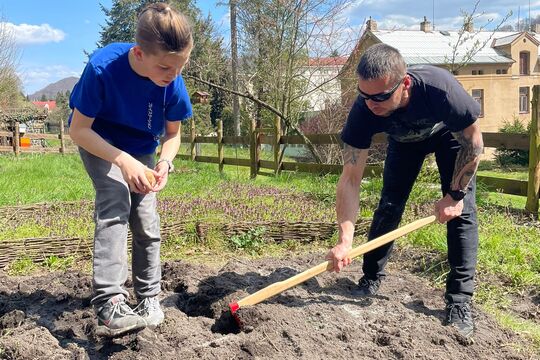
[{"left": 478, "top": 169, "right": 529, "bottom": 181}]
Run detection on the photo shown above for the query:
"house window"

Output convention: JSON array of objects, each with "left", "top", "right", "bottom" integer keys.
[
  {"left": 472, "top": 70, "right": 477, "bottom": 75},
  {"left": 472, "top": 70, "right": 484, "bottom": 75},
  {"left": 520, "top": 52, "right": 530, "bottom": 75},
  {"left": 519, "top": 87, "right": 530, "bottom": 113},
  {"left": 472, "top": 89, "right": 484, "bottom": 117}
]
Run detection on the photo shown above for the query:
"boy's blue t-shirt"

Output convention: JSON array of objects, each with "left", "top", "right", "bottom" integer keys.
[{"left": 69, "top": 43, "right": 193, "bottom": 155}]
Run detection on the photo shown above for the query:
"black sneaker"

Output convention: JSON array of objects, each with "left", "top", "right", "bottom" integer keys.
[
  {"left": 444, "top": 301, "right": 474, "bottom": 338},
  {"left": 351, "top": 276, "right": 381, "bottom": 296}
]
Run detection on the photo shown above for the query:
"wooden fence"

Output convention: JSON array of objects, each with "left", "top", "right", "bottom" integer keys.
[
  {"left": 0, "top": 119, "right": 77, "bottom": 155},
  {"left": 0, "top": 218, "right": 372, "bottom": 267},
  {"left": 0, "top": 88, "right": 538, "bottom": 215},
  {"left": 179, "top": 86, "right": 540, "bottom": 216}
]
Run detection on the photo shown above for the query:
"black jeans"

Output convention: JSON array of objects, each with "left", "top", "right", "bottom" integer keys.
[{"left": 362, "top": 129, "right": 479, "bottom": 304}]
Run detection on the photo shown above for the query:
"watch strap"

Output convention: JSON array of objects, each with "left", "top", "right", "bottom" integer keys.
[
  {"left": 447, "top": 189, "right": 466, "bottom": 201},
  {"left": 156, "top": 159, "right": 174, "bottom": 173}
]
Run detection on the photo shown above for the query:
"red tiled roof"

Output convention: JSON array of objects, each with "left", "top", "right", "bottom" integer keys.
[
  {"left": 32, "top": 101, "right": 57, "bottom": 111},
  {"left": 308, "top": 57, "right": 348, "bottom": 66}
]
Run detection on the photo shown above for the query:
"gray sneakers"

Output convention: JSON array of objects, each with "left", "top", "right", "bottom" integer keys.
[
  {"left": 95, "top": 294, "right": 147, "bottom": 337},
  {"left": 134, "top": 296, "right": 164, "bottom": 327}
]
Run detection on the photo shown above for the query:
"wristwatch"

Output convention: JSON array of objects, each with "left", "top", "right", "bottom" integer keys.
[
  {"left": 447, "top": 189, "right": 466, "bottom": 201},
  {"left": 156, "top": 159, "right": 174, "bottom": 173}
]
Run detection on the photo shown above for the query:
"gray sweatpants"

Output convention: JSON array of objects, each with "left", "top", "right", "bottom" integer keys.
[{"left": 79, "top": 148, "right": 161, "bottom": 308}]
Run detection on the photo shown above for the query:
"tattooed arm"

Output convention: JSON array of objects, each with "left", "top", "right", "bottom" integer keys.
[
  {"left": 434, "top": 122, "right": 483, "bottom": 223},
  {"left": 450, "top": 122, "right": 484, "bottom": 191},
  {"left": 327, "top": 144, "right": 369, "bottom": 272}
]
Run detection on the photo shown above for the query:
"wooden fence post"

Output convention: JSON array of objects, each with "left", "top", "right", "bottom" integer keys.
[
  {"left": 217, "top": 119, "right": 224, "bottom": 173},
  {"left": 250, "top": 117, "right": 259, "bottom": 178},
  {"left": 526, "top": 85, "right": 540, "bottom": 215},
  {"left": 59, "top": 118, "right": 66, "bottom": 155},
  {"left": 190, "top": 117, "right": 196, "bottom": 161},
  {"left": 274, "top": 116, "right": 282, "bottom": 175},
  {"left": 13, "top": 122, "right": 20, "bottom": 156}
]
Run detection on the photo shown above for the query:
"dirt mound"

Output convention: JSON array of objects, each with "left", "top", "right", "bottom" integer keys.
[{"left": 0, "top": 254, "right": 533, "bottom": 359}]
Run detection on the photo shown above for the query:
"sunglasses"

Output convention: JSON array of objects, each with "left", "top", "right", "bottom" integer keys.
[{"left": 357, "top": 78, "right": 404, "bottom": 102}]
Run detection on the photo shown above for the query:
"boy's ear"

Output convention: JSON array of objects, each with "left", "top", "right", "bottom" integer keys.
[{"left": 132, "top": 45, "right": 145, "bottom": 61}]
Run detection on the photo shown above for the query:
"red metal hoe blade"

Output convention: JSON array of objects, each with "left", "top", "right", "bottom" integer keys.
[{"left": 228, "top": 301, "right": 242, "bottom": 328}]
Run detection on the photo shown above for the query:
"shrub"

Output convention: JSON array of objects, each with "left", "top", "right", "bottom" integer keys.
[
  {"left": 229, "top": 227, "right": 267, "bottom": 255},
  {"left": 494, "top": 118, "right": 529, "bottom": 167}
]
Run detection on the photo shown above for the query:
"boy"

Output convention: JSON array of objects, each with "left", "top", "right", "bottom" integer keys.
[{"left": 69, "top": 2, "right": 193, "bottom": 337}]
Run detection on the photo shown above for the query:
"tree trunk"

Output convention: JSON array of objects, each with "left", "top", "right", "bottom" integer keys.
[{"left": 230, "top": 0, "right": 241, "bottom": 137}]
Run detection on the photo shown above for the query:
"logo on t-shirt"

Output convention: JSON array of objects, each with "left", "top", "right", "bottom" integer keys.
[
  {"left": 147, "top": 102, "right": 153, "bottom": 130},
  {"left": 388, "top": 118, "right": 445, "bottom": 143}
]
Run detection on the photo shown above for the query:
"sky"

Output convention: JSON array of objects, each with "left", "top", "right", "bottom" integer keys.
[{"left": 0, "top": 0, "right": 538, "bottom": 95}]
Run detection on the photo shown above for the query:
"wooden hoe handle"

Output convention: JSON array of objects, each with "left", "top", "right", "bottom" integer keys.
[{"left": 236, "top": 215, "right": 436, "bottom": 308}]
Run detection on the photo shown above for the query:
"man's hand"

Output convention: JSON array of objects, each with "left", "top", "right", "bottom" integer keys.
[
  {"left": 434, "top": 194, "right": 464, "bottom": 223},
  {"left": 326, "top": 243, "right": 352, "bottom": 273}
]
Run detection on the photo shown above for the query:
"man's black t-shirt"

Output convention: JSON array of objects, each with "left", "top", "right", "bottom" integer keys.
[{"left": 341, "top": 65, "right": 481, "bottom": 149}]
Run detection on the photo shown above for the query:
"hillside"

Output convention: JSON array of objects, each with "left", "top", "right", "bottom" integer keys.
[{"left": 29, "top": 76, "right": 79, "bottom": 101}]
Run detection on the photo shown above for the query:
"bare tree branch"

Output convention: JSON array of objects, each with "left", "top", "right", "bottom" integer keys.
[{"left": 186, "top": 73, "right": 323, "bottom": 163}]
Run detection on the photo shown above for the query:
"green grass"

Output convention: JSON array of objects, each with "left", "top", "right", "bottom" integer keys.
[
  {"left": 478, "top": 169, "right": 529, "bottom": 181},
  {"left": 42, "top": 255, "right": 75, "bottom": 271},
  {"left": 404, "top": 213, "right": 540, "bottom": 290},
  {"left": 7, "top": 256, "right": 38, "bottom": 276},
  {"left": 0, "top": 153, "right": 93, "bottom": 205}
]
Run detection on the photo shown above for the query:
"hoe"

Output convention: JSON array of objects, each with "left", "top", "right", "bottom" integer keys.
[{"left": 229, "top": 215, "right": 436, "bottom": 328}]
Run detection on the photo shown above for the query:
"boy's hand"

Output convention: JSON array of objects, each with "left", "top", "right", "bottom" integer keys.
[
  {"left": 151, "top": 161, "right": 170, "bottom": 192},
  {"left": 145, "top": 170, "right": 157, "bottom": 187},
  {"left": 118, "top": 156, "right": 154, "bottom": 194}
]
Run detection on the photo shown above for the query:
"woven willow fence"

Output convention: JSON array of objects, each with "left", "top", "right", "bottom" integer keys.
[{"left": 0, "top": 219, "right": 371, "bottom": 268}]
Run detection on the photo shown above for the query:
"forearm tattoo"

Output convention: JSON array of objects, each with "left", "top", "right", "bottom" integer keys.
[
  {"left": 451, "top": 131, "right": 483, "bottom": 191},
  {"left": 342, "top": 144, "right": 362, "bottom": 165}
]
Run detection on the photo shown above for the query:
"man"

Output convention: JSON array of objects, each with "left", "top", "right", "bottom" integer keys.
[{"left": 327, "top": 43, "right": 483, "bottom": 338}]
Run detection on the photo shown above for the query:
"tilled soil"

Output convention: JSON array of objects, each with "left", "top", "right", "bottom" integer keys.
[{"left": 0, "top": 253, "right": 535, "bottom": 360}]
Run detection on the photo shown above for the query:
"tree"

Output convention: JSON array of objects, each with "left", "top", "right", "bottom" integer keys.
[
  {"left": 445, "top": 1, "right": 512, "bottom": 73},
  {"left": 230, "top": 0, "right": 240, "bottom": 136},
  {"left": 40, "top": 94, "right": 47, "bottom": 101},
  {"left": 55, "top": 91, "right": 67, "bottom": 108},
  {"left": 0, "top": 18, "right": 23, "bottom": 109},
  {"left": 97, "top": 0, "right": 139, "bottom": 47},
  {"left": 47, "top": 91, "right": 72, "bottom": 131},
  {"left": 235, "top": 0, "right": 353, "bottom": 162},
  {"left": 187, "top": 0, "right": 355, "bottom": 163}
]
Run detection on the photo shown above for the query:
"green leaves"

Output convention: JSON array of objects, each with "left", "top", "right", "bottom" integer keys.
[{"left": 229, "top": 227, "right": 267, "bottom": 255}]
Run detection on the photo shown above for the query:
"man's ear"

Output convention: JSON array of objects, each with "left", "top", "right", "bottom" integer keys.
[{"left": 403, "top": 74, "right": 412, "bottom": 90}]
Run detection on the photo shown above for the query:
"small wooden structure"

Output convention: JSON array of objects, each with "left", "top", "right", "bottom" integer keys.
[
  {"left": 0, "top": 108, "right": 48, "bottom": 147},
  {"left": 191, "top": 91, "right": 210, "bottom": 104}
]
